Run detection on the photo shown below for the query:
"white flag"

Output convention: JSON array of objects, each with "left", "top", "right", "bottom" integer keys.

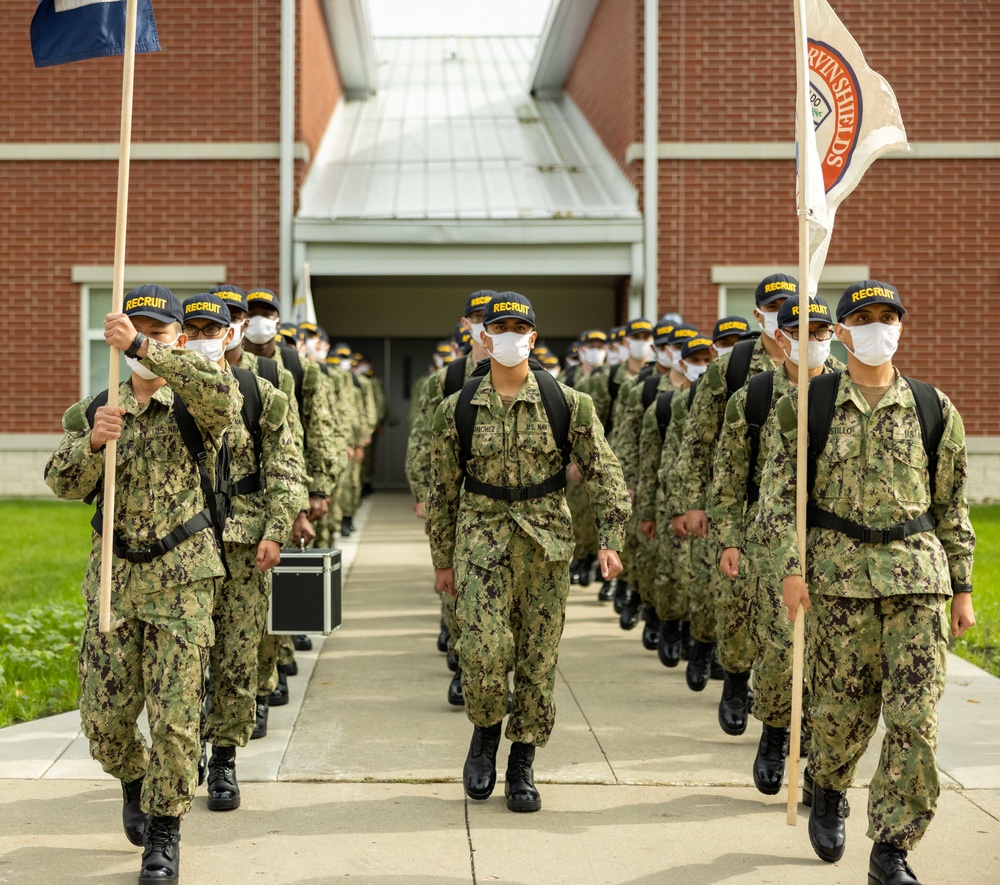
[
  {"left": 291, "top": 262, "right": 316, "bottom": 325},
  {"left": 799, "top": 0, "right": 908, "bottom": 291}
]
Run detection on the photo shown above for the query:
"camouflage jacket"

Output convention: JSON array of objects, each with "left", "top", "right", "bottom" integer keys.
[
  {"left": 406, "top": 355, "right": 476, "bottom": 503},
  {"left": 272, "top": 347, "right": 339, "bottom": 498},
  {"left": 222, "top": 365, "right": 308, "bottom": 546},
  {"left": 636, "top": 376, "right": 686, "bottom": 522},
  {"left": 44, "top": 341, "right": 240, "bottom": 644},
  {"left": 758, "top": 372, "right": 975, "bottom": 598},
  {"left": 426, "top": 372, "right": 631, "bottom": 568},
  {"left": 236, "top": 349, "right": 305, "bottom": 481},
  {"left": 613, "top": 368, "right": 672, "bottom": 490},
  {"left": 583, "top": 362, "right": 639, "bottom": 430},
  {"left": 316, "top": 362, "right": 358, "bottom": 466},
  {"left": 655, "top": 384, "right": 695, "bottom": 523}
]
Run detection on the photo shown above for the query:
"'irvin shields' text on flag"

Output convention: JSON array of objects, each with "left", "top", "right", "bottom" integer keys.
[
  {"left": 31, "top": 0, "right": 160, "bottom": 68},
  {"left": 798, "top": 0, "right": 908, "bottom": 289}
]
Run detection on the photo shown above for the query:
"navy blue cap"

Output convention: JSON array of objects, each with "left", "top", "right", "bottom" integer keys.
[
  {"left": 666, "top": 324, "right": 701, "bottom": 346},
  {"left": 777, "top": 295, "right": 834, "bottom": 328},
  {"left": 123, "top": 284, "right": 183, "bottom": 324},
  {"left": 246, "top": 287, "right": 280, "bottom": 314},
  {"left": 278, "top": 322, "right": 298, "bottom": 340},
  {"left": 625, "top": 318, "right": 654, "bottom": 336},
  {"left": 208, "top": 284, "right": 247, "bottom": 313},
  {"left": 681, "top": 336, "right": 714, "bottom": 359},
  {"left": 755, "top": 273, "right": 798, "bottom": 307},
  {"left": 483, "top": 292, "right": 535, "bottom": 328},
  {"left": 836, "top": 280, "right": 906, "bottom": 322},
  {"left": 465, "top": 290, "right": 497, "bottom": 317},
  {"left": 712, "top": 316, "right": 751, "bottom": 340},
  {"left": 579, "top": 329, "right": 608, "bottom": 345},
  {"left": 182, "top": 293, "right": 231, "bottom": 326},
  {"left": 653, "top": 321, "right": 676, "bottom": 345}
]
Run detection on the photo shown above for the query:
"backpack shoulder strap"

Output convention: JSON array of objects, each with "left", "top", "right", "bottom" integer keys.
[
  {"left": 655, "top": 389, "right": 675, "bottom": 441},
  {"left": 744, "top": 370, "right": 775, "bottom": 504},
  {"left": 725, "top": 338, "right": 756, "bottom": 398},
  {"left": 687, "top": 378, "right": 699, "bottom": 409},
  {"left": 233, "top": 367, "right": 264, "bottom": 477},
  {"left": 903, "top": 376, "right": 945, "bottom": 498},
  {"left": 444, "top": 355, "right": 468, "bottom": 398},
  {"left": 256, "top": 356, "right": 279, "bottom": 389},
  {"left": 454, "top": 374, "right": 485, "bottom": 475},
  {"left": 641, "top": 374, "right": 660, "bottom": 410},
  {"left": 534, "top": 370, "right": 572, "bottom": 466},
  {"left": 277, "top": 343, "right": 303, "bottom": 405},
  {"left": 806, "top": 371, "right": 842, "bottom": 497},
  {"left": 83, "top": 390, "right": 111, "bottom": 504}
]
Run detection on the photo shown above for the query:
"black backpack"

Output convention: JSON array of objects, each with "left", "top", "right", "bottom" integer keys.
[
  {"left": 742, "top": 370, "right": 776, "bottom": 505},
  {"left": 454, "top": 367, "right": 572, "bottom": 502},
  {"left": 654, "top": 389, "right": 676, "bottom": 442},
  {"left": 444, "top": 355, "right": 469, "bottom": 398},
  {"left": 641, "top": 374, "right": 662, "bottom": 411},
  {"left": 277, "top": 342, "right": 303, "bottom": 407},
  {"left": 724, "top": 338, "right": 757, "bottom": 400}
]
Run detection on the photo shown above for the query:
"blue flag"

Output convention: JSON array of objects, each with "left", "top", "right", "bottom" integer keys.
[{"left": 31, "top": 0, "right": 161, "bottom": 68}]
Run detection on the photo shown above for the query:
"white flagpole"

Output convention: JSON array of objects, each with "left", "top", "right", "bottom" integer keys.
[
  {"left": 788, "top": 0, "right": 811, "bottom": 827},
  {"left": 98, "top": 0, "right": 140, "bottom": 633}
]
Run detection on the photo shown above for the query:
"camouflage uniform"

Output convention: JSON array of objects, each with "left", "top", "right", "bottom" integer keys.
[
  {"left": 673, "top": 338, "right": 779, "bottom": 654},
  {"left": 44, "top": 341, "right": 239, "bottom": 817},
  {"left": 562, "top": 365, "right": 599, "bottom": 561},
  {"left": 207, "top": 369, "right": 306, "bottom": 748},
  {"left": 759, "top": 373, "right": 975, "bottom": 849},
  {"left": 338, "top": 371, "right": 377, "bottom": 520},
  {"left": 361, "top": 372, "right": 386, "bottom": 488},
  {"left": 427, "top": 372, "right": 630, "bottom": 745}
]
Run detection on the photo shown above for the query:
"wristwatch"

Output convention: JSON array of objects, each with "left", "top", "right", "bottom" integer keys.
[{"left": 124, "top": 332, "right": 146, "bottom": 359}]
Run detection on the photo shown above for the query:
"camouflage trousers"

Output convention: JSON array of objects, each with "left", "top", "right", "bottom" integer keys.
[
  {"left": 315, "top": 506, "right": 338, "bottom": 548},
  {"left": 631, "top": 520, "right": 657, "bottom": 603},
  {"left": 337, "top": 456, "right": 363, "bottom": 519},
  {"left": 687, "top": 534, "right": 717, "bottom": 644},
  {"left": 361, "top": 434, "right": 378, "bottom": 487},
  {"left": 807, "top": 593, "right": 948, "bottom": 850},
  {"left": 715, "top": 550, "right": 757, "bottom": 674},
  {"left": 440, "top": 588, "right": 459, "bottom": 655},
  {"left": 79, "top": 594, "right": 214, "bottom": 818},
  {"left": 649, "top": 528, "right": 689, "bottom": 622},
  {"left": 454, "top": 527, "right": 570, "bottom": 747},
  {"left": 567, "top": 473, "right": 597, "bottom": 559},
  {"left": 257, "top": 631, "right": 279, "bottom": 695},
  {"left": 206, "top": 543, "right": 270, "bottom": 747},
  {"left": 616, "top": 505, "right": 640, "bottom": 586}
]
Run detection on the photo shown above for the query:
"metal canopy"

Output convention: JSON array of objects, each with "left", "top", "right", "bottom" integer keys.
[{"left": 297, "top": 36, "right": 640, "bottom": 230}]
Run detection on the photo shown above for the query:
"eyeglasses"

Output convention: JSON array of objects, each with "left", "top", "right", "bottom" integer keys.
[
  {"left": 783, "top": 328, "right": 834, "bottom": 341},
  {"left": 182, "top": 323, "right": 228, "bottom": 339}
]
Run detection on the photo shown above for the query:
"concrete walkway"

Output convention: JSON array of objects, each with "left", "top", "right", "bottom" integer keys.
[{"left": 2, "top": 492, "right": 998, "bottom": 884}]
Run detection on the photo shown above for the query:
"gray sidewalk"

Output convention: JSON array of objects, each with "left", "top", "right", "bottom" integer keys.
[{"left": 2, "top": 492, "right": 998, "bottom": 884}]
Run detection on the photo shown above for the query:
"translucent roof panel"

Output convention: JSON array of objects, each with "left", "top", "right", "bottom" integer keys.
[{"left": 299, "top": 36, "right": 639, "bottom": 223}]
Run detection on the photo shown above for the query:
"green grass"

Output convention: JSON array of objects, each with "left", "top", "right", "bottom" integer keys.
[
  {"left": 0, "top": 500, "right": 91, "bottom": 727},
  {"left": 954, "top": 504, "right": 1000, "bottom": 677}
]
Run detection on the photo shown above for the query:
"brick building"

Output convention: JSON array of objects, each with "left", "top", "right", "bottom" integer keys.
[{"left": 1, "top": 0, "right": 997, "bottom": 497}]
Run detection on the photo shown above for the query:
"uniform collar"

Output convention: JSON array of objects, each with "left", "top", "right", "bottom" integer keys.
[
  {"left": 841, "top": 367, "right": 905, "bottom": 411},
  {"left": 471, "top": 370, "right": 541, "bottom": 410}
]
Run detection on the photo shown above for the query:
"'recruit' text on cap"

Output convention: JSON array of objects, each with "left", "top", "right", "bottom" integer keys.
[
  {"left": 208, "top": 284, "right": 248, "bottom": 313},
  {"left": 777, "top": 295, "right": 834, "bottom": 328},
  {"left": 625, "top": 318, "right": 654, "bottom": 336},
  {"left": 464, "top": 290, "right": 497, "bottom": 317},
  {"left": 712, "top": 316, "right": 750, "bottom": 340},
  {"left": 182, "top": 293, "right": 231, "bottom": 326},
  {"left": 483, "top": 292, "right": 535, "bottom": 328},
  {"left": 681, "top": 337, "right": 713, "bottom": 359},
  {"left": 123, "top": 283, "right": 184, "bottom": 325},
  {"left": 836, "top": 280, "right": 906, "bottom": 322},
  {"left": 754, "top": 273, "right": 798, "bottom": 307},
  {"left": 246, "top": 288, "right": 280, "bottom": 313}
]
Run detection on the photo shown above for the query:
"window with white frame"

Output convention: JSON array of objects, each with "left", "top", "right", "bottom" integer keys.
[
  {"left": 712, "top": 265, "right": 869, "bottom": 366},
  {"left": 77, "top": 267, "right": 227, "bottom": 398}
]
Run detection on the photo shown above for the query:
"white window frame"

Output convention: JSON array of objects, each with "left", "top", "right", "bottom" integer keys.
[{"left": 76, "top": 265, "right": 227, "bottom": 399}]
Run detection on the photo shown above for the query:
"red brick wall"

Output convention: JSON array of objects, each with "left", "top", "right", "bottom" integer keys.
[{"left": 0, "top": 1, "right": 345, "bottom": 434}]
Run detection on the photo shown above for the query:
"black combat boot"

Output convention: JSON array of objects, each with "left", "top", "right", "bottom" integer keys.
[
  {"left": 139, "top": 815, "right": 180, "bottom": 882},
  {"left": 597, "top": 579, "right": 615, "bottom": 602},
  {"left": 341, "top": 516, "right": 354, "bottom": 537},
  {"left": 718, "top": 671, "right": 751, "bottom": 735},
  {"left": 869, "top": 842, "right": 922, "bottom": 885},
  {"left": 578, "top": 554, "right": 596, "bottom": 587},
  {"left": 612, "top": 580, "right": 630, "bottom": 615},
  {"left": 268, "top": 667, "right": 290, "bottom": 707},
  {"left": 619, "top": 589, "right": 643, "bottom": 630},
  {"left": 448, "top": 668, "right": 464, "bottom": 706},
  {"left": 802, "top": 765, "right": 814, "bottom": 807},
  {"left": 282, "top": 659, "right": 298, "bottom": 677},
  {"left": 641, "top": 609, "right": 661, "bottom": 650},
  {"left": 446, "top": 649, "right": 459, "bottom": 672},
  {"left": 121, "top": 776, "right": 145, "bottom": 846},
  {"left": 685, "top": 640, "right": 715, "bottom": 691},
  {"left": 569, "top": 557, "right": 583, "bottom": 584},
  {"left": 753, "top": 723, "right": 790, "bottom": 795},
  {"left": 292, "top": 634, "right": 312, "bottom": 651},
  {"left": 808, "top": 783, "right": 851, "bottom": 863},
  {"left": 437, "top": 620, "right": 450, "bottom": 653},
  {"left": 250, "top": 695, "right": 269, "bottom": 740},
  {"left": 463, "top": 722, "right": 503, "bottom": 800},
  {"left": 504, "top": 742, "right": 541, "bottom": 812},
  {"left": 657, "top": 619, "right": 681, "bottom": 667},
  {"left": 800, "top": 717, "right": 811, "bottom": 758},
  {"left": 196, "top": 737, "right": 208, "bottom": 787},
  {"left": 680, "top": 621, "right": 694, "bottom": 660},
  {"left": 207, "top": 745, "right": 240, "bottom": 811},
  {"left": 709, "top": 647, "right": 725, "bottom": 680}
]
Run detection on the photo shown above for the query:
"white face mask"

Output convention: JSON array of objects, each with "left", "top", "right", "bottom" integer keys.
[
  {"left": 785, "top": 336, "right": 831, "bottom": 370},
  {"left": 225, "top": 321, "right": 245, "bottom": 352},
  {"left": 245, "top": 315, "right": 279, "bottom": 345},
  {"left": 581, "top": 346, "right": 606, "bottom": 367},
  {"left": 606, "top": 345, "right": 622, "bottom": 366},
  {"left": 127, "top": 335, "right": 179, "bottom": 380},
  {"left": 714, "top": 344, "right": 735, "bottom": 357},
  {"left": 547, "top": 366, "right": 560, "bottom": 378},
  {"left": 186, "top": 337, "right": 226, "bottom": 364},
  {"left": 841, "top": 322, "right": 901, "bottom": 367},
  {"left": 467, "top": 321, "right": 485, "bottom": 344},
  {"left": 339, "top": 358, "right": 353, "bottom": 371},
  {"left": 655, "top": 349, "right": 672, "bottom": 368},
  {"left": 683, "top": 361, "right": 708, "bottom": 383},
  {"left": 667, "top": 346, "right": 683, "bottom": 369},
  {"left": 433, "top": 354, "right": 445, "bottom": 370},
  {"left": 758, "top": 311, "right": 780, "bottom": 340},
  {"left": 485, "top": 331, "right": 533, "bottom": 368},
  {"left": 628, "top": 338, "right": 654, "bottom": 362},
  {"left": 315, "top": 342, "right": 330, "bottom": 362}
]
